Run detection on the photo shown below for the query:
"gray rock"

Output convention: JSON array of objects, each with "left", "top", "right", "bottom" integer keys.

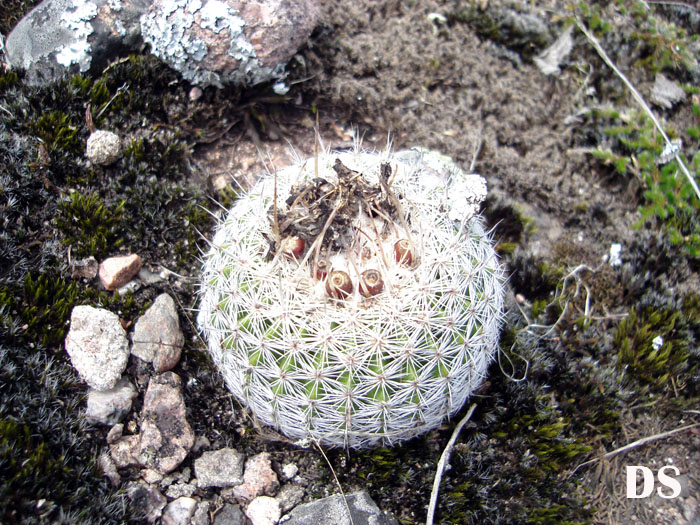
[
  {"left": 214, "top": 503, "right": 250, "bottom": 525},
  {"left": 283, "top": 490, "right": 397, "bottom": 525},
  {"left": 192, "top": 434, "right": 211, "bottom": 454},
  {"left": 162, "top": 497, "right": 197, "bottom": 525},
  {"left": 245, "top": 496, "right": 280, "bottom": 525},
  {"left": 138, "top": 372, "right": 194, "bottom": 474},
  {"left": 233, "top": 452, "right": 279, "bottom": 501},
  {"left": 71, "top": 256, "right": 99, "bottom": 279},
  {"left": 141, "top": 468, "right": 164, "bottom": 484},
  {"left": 86, "top": 129, "right": 121, "bottom": 165},
  {"left": 676, "top": 473, "right": 692, "bottom": 498},
  {"left": 165, "top": 481, "right": 196, "bottom": 499},
  {"left": 65, "top": 305, "right": 130, "bottom": 391},
  {"left": 127, "top": 481, "right": 167, "bottom": 523},
  {"left": 131, "top": 293, "right": 184, "bottom": 372},
  {"left": 6, "top": 0, "right": 151, "bottom": 85},
  {"left": 138, "top": 266, "right": 164, "bottom": 285},
  {"left": 117, "top": 279, "right": 141, "bottom": 296},
  {"left": 280, "top": 462, "right": 298, "bottom": 481},
  {"left": 109, "top": 434, "right": 140, "bottom": 468},
  {"left": 193, "top": 500, "right": 212, "bottom": 525},
  {"left": 195, "top": 447, "right": 245, "bottom": 488},
  {"left": 275, "top": 483, "right": 304, "bottom": 513},
  {"left": 139, "top": 0, "right": 321, "bottom": 88},
  {"left": 106, "top": 423, "right": 124, "bottom": 444},
  {"left": 98, "top": 450, "right": 121, "bottom": 486},
  {"left": 85, "top": 376, "right": 137, "bottom": 424}
]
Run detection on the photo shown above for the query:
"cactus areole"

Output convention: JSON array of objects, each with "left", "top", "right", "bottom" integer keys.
[{"left": 198, "top": 147, "right": 505, "bottom": 448}]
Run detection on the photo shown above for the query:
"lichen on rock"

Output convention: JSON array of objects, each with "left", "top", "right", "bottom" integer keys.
[{"left": 139, "top": 0, "right": 320, "bottom": 88}]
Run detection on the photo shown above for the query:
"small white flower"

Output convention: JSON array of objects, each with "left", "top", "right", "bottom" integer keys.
[
  {"left": 652, "top": 335, "right": 664, "bottom": 351},
  {"left": 272, "top": 81, "right": 290, "bottom": 95},
  {"left": 609, "top": 243, "right": 622, "bottom": 267}
]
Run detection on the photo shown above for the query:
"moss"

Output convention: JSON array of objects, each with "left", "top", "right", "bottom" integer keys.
[
  {"left": 0, "top": 71, "right": 20, "bottom": 93},
  {"left": 217, "top": 183, "right": 241, "bottom": 211},
  {"left": 0, "top": 0, "right": 42, "bottom": 35},
  {"left": 527, "top": 504, "right": 588, "bottom": 525},
  {"left": 0, "top": 345, "right": 132, "bottom": 523},
  {"left": 55, "top": 192, "right": 125, "bottom": 259},
  {"left": 615, "top": 305, "right": 692, "bottom": 392},
  {"left": 0, "top": 272, "right": 80, "bottom": 349},
  {"left": 28, "top": 110, "right": 81, "bottom": 155},
  {"left": 0, "top": 419, "right": 70, "bottom": 513},
  {"left": 446, "top": 5, "right": 550, "bottom": 60}
]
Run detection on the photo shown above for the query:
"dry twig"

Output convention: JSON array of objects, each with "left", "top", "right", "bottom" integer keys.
[
  {"left": 426, "top": 404, "right": 477, "bottom": 525},
  {"left": 573, "top": 422, "right": 700, "bottom": 474}
]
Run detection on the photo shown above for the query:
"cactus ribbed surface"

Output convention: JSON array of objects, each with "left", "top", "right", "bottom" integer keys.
[{"left": 198, "top": 147, "right": 505, "bottom": 448}]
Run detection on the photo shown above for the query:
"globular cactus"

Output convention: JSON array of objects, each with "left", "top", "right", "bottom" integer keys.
[{"left": 197, "top": 145, "right": 505, "bottom": 448}]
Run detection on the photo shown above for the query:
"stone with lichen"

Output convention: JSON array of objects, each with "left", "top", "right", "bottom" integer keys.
[
  {"left": 138, "top": 372, "right": 194, "bottom": 474},
  {"left": 5, "top": 0, "right": 150, "bottom": 85},
  {"left": 139, "top": 0, "right": 321, "bottom": 88}
]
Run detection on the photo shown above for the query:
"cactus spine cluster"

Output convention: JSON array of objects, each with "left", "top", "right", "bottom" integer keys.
[{"left": 198, "top": 146, "right": 505, "bottom": 448}]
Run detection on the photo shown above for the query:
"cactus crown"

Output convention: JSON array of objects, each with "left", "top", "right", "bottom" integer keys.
[{"left": 198, "top": 145, "right": 505, "bottom": 448}]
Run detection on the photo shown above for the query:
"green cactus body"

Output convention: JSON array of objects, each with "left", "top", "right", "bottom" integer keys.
[{"left": 198, "top": 147, "right": 505, "bottom": 448}]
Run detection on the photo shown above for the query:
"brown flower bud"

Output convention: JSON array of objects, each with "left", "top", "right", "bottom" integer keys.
[
  {"left": 359, "top": 269, "right": 384, "bottom": 297},
  {"left": 280, "top": 236, "right": 305, "bottom": 259},
  {"left": 393, "top": 239, "right": 414, "bottom": 267},
  {"left": 325, "top": 270, "right": 353, "bottom": 299},
  {"left": 313, "top": 259, "right": 331, "bottom": 280}
]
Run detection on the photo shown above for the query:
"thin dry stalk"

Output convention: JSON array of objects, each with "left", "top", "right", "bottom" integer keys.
[
  {"left": 312, "top": 438, "right": 355, "bottom": 525},
  {"left": 426, "top": 404, "right": 477, "bottom": 525},
  {"left": 573, "top": 422, "right": 700, "bottom": 474}
]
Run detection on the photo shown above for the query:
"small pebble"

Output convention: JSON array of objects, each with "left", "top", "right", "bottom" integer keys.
[
  {"left": 99, "top": 254, "right": 143, "bottom": 291},
  {"left": 86, "top": 130, "right": 121, "bottom": 166}
]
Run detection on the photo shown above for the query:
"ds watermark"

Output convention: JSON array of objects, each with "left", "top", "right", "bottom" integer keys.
[{"left": 626, "top": 466, "right": 681, "bottom": 499}]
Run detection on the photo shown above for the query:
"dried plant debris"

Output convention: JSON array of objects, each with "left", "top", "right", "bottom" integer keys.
[{"left": 270, "top": 159, "right": 401, "bottom": 256}]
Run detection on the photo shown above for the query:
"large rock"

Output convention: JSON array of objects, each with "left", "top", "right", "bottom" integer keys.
[
  {"left": 131, "top": 293, "right": 184, "bottom": 372},
  {"left": 65, "top": 305, "right": 130, "bottom": 391},
  {"left": 139, "top": 0, "right": 321, "bottom": 87},
  {"left": 283, "top": 490, "right": 398, "bottom": 525},
  {"left": 138, "top": 372, "right": 194, "bottom": 474},
  {"left": 5, "top": 0, "right": 151, "bottom": 85}
]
